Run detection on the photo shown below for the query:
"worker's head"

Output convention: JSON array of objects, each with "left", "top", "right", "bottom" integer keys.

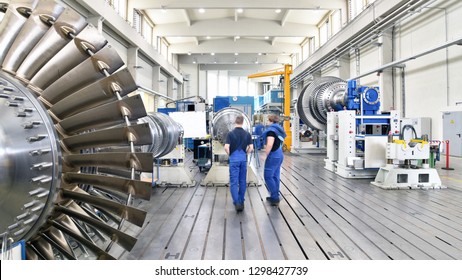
[
  {"left": 235, "top": 115, "right": 244, "bottom": 125},
  {"left": 267, "top": 114, "right": 279, "bottom": 124}
]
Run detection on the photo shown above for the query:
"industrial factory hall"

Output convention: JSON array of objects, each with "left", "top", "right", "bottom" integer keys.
[{"left": 1, "top": 0, "right": 462, "bottom": 267}]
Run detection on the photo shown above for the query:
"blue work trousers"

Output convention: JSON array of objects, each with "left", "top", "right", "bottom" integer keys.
[
  {"left": 264, "top": 148, "right": 284, "bottom": 200},
  {"left": 229, "top": 160, "right": 247, "bottom": 205}
]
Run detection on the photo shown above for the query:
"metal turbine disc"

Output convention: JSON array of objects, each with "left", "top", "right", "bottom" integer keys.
[
  {"left": 296, "top": 76, "right": 346, "bottom": 131},
  {"left": 0, "top": 0, "right": 153, "bottom": 260},
  {"left": 212, "top": 107, "right": 252, "bottom": 145},
  {"left": 141, "top": 112, "right": 183, "bottom": 158},
  {"left": 0, "top": 72, "right": 61, "bottom": 243}
]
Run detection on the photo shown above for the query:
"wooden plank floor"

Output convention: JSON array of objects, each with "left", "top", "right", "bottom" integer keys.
[{"left": 121, "top": 152, "right": 462, "bottom": 260}]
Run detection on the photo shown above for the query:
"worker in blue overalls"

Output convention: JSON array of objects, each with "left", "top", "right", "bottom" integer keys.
[
  {"left": 262, "top": 114, "right": 286, "bottom": 206},
  {"left": 224, "top": 115, "right": 254, "bottom": 212}
]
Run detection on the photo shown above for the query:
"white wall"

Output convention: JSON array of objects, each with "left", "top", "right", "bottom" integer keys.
[
  {"left": 104, "top": 31, "right": 128, "bottom": 64},
  {"left": 393, "top": 0, "right": 462, "bottom": 140},
  {"left": 349, "top": 44, "right": 380, "bottom": 87},
  {"left": 180, "top": 64, "right": 263, "bottom": 105},
  {"left": 199, "top": 70, "right": 207, "bottom": 100},
  {"left": 179, "top": 63, "right": 200, "bottom": 98},
  {"left": 136, "top": 58, "right": 154, "bottom": 89},
  {"left": 307, "top": 0, "right": 462, "bottom": 140}
]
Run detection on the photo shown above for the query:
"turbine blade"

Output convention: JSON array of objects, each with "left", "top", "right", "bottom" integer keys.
[
  {"left": 50, "top": 221, "right": 115, "bottom": 260},
  {"left": 63, "top": 152, "right": 153, "bottom": 172},
  {"left": 28, "top": 24, "right": 107, "bottom": 92},
  {"left": 96, "top": 167, "right": 141, "bottom": 180},
  {"left": 64, "top": 172, "right": 152, "bottom": 200},
  {"left": 55, "top": 205, "right": 137, "bottom": 251},
  {"left": 61, "top": 188, "right": 147, "bottom": 227},
  {"left": 61, "top": 123, "right": 152, "bottom": 151},
  {"left": 49, "top": 68, "right": 137, "bottom": 119},
  {"left": 15, "top": 7, "right": 87, "bottom": 82},
  {"left": 2, "top": 0, "right": 65, "bottom": 74},
  {"left": 25, "top": 245, "right": 41, "bottom": 260},
  {"left": 58, "top": 94, "right": 146, "bottom": 134},
  {"left": 30, "top": 237, "right": 55, "bottom": 260},
  {"left": 0, "top": 0, "right": 36, "bottom": 64},
  {"left": 40, "top": 230, "right": 77, "bottom": 260},
  {"left": 39, "top": 44, "right": 124, "bottom": 104},
  {"left": 82, "top": 203, "right": 122, "bottom": 226}
]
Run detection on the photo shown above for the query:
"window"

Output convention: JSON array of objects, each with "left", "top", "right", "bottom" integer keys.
[
  {"left": 309, "top": 37, "right": 316, "bottom": 55},
  {"left": 110, "top": 0, "right": 127, "bottom": 19},
  {"left": 133, "top": 9, "right": 141, "bottom": 33},
  {"left": 239, "top": 77, "right": 248, "bottom": 96},
  {"left": 160, "top": 38, "right": 168, "bottom": 58},
  {"left": 229, "top": 76, "right": 239, "bottom": 96},
  {"left": 229, "top": 76, "right": 254, "bottom": 96},
  {"left": 301, "top": 39, "right": 309, "bottom": 62},
  {"left": 208, "top": 71, "right": 255, "bottom": 102},
  {"left": 319, "top": 20, "right": 329, "bottom": 46},
  {"left": 331, "top": 9, "right": 342, "bottom": 36},
  {"left": 142, "top": 20, "right": 153, "bottom": 44},
  {"left": 159, "top": 73, "right": 168, "bottom": 95},
  {"left": 152, "top": 36, "right": 159, "bottom": 51},
  {"left": 173, "top": 81, "right": 180, "bottom": 99},
  {"left": 291, "top": 53, "right": 299, "bottom": 67},
  {"left": 248, "top": 80, "right": 256, "bottom": 96},
  {"left": 207, "top": 71, "right": 218, "bottom": 104},
  {"left": 218, "top": 71, "right": 228, "bottom": 96},
  {"left": 349, "top": 0, "right": 365, "bottom": 20},
  {"left": 171, "top": 54, "right": 179, "bottom": 70}
]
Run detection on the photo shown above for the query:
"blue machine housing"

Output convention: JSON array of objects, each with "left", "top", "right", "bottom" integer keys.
[
  {"left": 344, "top": 80, "right": 395, "bottom": 152},
  {"left": 252, "top": 124, "right": 265, "bottom": 150},
  {"left": 213, "top": 96, "right": 255, "bottom": 116},
  {"left": 346, "top": 80, "right": 380, "bottom": 115}
]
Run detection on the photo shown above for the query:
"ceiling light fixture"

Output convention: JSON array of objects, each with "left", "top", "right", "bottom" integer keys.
[
  {"left": 198, "top": 8, "right": 205, "bottom": 13},
  {"left": 206, "top": 36, "right": 211, "bottom": 39},
  {"left": 234, "top": 35, "right": 240, "bottom": 40},
  {"left": 264, "top": 36, "right": 269, "bottom": 40},
  {"left": 234, "top": 52, "right": 238, "bottom": 56},
  {"left": 275, "top": 9, "right": 282, "bottom": 13},
  {"left": 236, "top": 8, "right": 243, "bottom": 13},
  {"left": 258, "top": 52, "right": 262, "bottom": 56},
  {"left": 188, "top": 52, "right": 191, "bottom": 55},
  {"left": 211, "top": 52, "right": 215, "bottom": 56},
  {"left": 234, "top": 59, "right": 238, "bottom": 64}
]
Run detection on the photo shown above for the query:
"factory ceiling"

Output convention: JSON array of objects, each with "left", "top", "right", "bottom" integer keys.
[{"left": 129, "top": 0, "right": 346, "bottom": 69}]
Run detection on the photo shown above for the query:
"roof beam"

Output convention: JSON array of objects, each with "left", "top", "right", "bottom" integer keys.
[
  {"left": 281, "top": 10, "right": 290, "bottom": 26},
  {"left": 199, "top": 64, "right": 285, "bottom": 72},
  {"left": 154, "top": 18, "right": 317, "bottom": 37},
  {"left": 131, "top": 0, "right": 345, "bottom": 10},
  {"left": 271, "top": 37, "right": 277, "bottom": 46},
  {"left": 182, "top": 9, "right": 191, "bottom": 26},
  {"left": 170, "top": 38, "right": 300, "bottom": 54},
  {"left": 179, "top": 53, "right": 291, "bottom": 64}
]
